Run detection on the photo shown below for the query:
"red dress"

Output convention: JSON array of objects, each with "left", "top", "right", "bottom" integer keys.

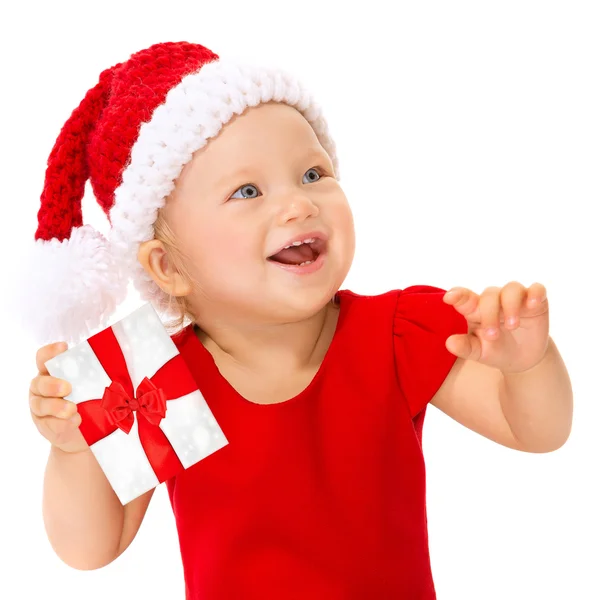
[{"left": 167, "top": 286, "right": 467, "bottom": 599}]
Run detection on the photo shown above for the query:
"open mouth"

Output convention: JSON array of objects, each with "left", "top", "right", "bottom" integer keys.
[{"left": 267, "top": 237, "right": 327, "bottom": 267}]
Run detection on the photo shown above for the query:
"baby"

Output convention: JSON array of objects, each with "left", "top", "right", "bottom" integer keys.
[{"left": 25, "top": 42, "right": 572, "bottom": 599}]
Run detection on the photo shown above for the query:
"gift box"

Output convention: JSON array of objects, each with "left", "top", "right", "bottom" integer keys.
[{"left": 45, "top": 303, "right": 228, "bottom": 505}]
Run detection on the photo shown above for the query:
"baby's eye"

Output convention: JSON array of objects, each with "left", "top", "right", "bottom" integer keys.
[
  {"left": 302, "top": 168, "right": 321, "bottom": 184},
  {"left": 230, "top": 184, "right": 261, "bottom": 200}
]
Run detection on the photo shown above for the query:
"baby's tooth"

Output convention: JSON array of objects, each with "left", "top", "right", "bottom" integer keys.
[{"left": 292, "top": 241, "right": 302, "bottom": 246}]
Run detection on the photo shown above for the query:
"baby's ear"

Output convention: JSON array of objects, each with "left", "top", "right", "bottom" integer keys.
[
  {"left": 137, "top": 239, "right": 192, "bottom": 297},
  {"left": 137, "top": 239, "right": 160, "bottom": 274}
]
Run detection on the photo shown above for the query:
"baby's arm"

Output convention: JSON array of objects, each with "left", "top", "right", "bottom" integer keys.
[
  {"left": 431, "top": 337, "right": 571, "bottom": 452},
  {"left": 31, "top": 342, "right": 154, "bottom": 570},
  {"left": 432, "top": 283, "right": 572, "bottom": 452},
  {"left": 43, "top": 447, "right": 154, "bottom": 569}
]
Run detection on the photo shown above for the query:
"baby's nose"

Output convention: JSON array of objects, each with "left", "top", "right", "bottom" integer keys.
[{"left": 276, "top": 193, "right": 320, "bottom": 224}]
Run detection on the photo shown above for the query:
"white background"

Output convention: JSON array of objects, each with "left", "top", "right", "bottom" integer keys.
[{"left": 1, "top": 0, "right": 598, "bottom": 598}]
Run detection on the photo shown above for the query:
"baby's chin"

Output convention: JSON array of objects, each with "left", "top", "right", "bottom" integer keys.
[
  {"left": 190, "top": 281, "right": 331, "bottom": 323},
  {"left": 259, "top": 283, "right": 341, "bottom": 322},
  {"left": 216, "top": 285, "right": 336, "bottom": 324},
  {"left": 194, "top": 256, "right": 348, "bottom": 321},
  {"left": 260, "top": 269, "right": 349, "bottom": 322}
]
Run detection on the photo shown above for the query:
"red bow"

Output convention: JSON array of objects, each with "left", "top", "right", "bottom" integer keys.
[{"left": 101, "top": 377, "right": 167, "bottom": 434}]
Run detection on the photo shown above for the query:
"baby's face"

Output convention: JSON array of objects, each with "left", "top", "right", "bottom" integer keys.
[{"left": 162, "top": 102, "right": 355, "bottom": 323}]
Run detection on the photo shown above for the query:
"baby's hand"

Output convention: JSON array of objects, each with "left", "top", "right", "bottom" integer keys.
[
  {"left": 29, "top": 342, "right": 89, "bottom": 454},
  {"left": 442, "top": 281, "right": 549, "bottom": 373}
]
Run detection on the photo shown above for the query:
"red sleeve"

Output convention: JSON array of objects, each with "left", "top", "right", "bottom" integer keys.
[{"left": 393, "top": 285, "right": 468, "bottom": 418}]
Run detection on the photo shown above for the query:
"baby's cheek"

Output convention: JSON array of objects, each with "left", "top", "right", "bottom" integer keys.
[
  {"left": 328, "top": 197, "right": 354, "bottom": 238},
  {"left": 215, "top": 241, "right": 248, "bottom": 265},
  {"left": 196, "top": 227, "right": 255, "bottom": 272}
]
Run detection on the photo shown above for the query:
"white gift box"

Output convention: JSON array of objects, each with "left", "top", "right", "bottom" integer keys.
[{"left": 45, "top": 303, "right": 228, "bottom": 505}]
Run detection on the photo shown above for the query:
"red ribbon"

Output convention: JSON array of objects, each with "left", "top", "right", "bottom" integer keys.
[
  {"left": 101, "top": 377, "right": 167, "bottom": 434},
  {"left": 75, "top": 324, "right": 198, "bottom": 484}
]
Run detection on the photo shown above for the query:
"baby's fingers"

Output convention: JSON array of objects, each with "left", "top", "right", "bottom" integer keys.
[
  {"left": 36, "top": 341, "right": 68, "bottom": 375},
  {"left": 443, "top": 288, "right": 481, "bottom": 320},
  {"left": 499, "top": 281, "right": 527, "bottom": 330},
  {"left": 30, "top": 393, "right": 79, "bottom": 420},
  {"left": 33, "top": 414, "right": 84, "bottom": 449},
  {"left": 30, "top": 374, "right": 71, "bottom": 399},
  {"left": 479, "top": 287, "right": 502, "bottom": 339},
  {"left": 445, "top": 333, "right": 482, "bottom": 362}
]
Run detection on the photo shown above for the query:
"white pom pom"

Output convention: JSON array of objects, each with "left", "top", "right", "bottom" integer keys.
[{"left": 13, "top": 225, "right": 128, "bottom": 346}]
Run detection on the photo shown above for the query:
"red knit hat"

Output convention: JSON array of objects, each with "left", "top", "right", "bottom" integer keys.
[{"left": 19, "top": 41, "right": 339, "bottom": 345}]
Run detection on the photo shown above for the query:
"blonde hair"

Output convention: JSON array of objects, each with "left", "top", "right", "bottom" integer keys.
[{"left": 152, "top": 207, "right": 200, "bottom": 336}]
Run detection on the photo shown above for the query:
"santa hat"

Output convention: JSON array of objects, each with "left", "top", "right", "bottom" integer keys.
[{"left": 18, "top": 41, "right": 338, "bottom": 346}]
